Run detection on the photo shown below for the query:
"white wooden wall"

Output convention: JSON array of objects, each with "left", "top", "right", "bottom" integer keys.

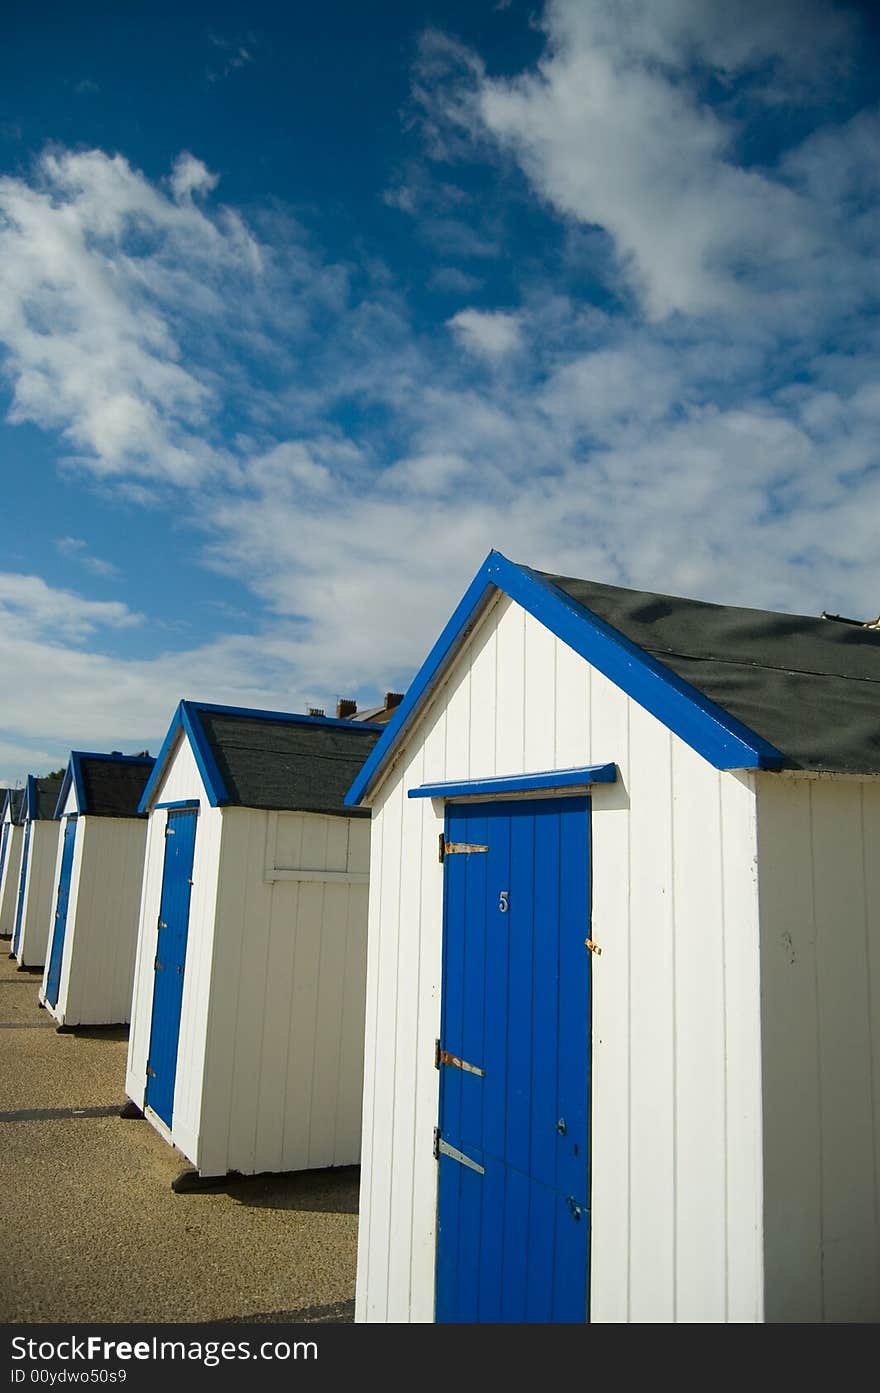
[
  {"left": 356, "top": 591, "right": 764, "bottom": 1323},
  {"left": 197, "top": 807, "right": 369, "bottom": 1177},
  {"left": 756, "top": 774, "right": 880, "bottom": 1322},
  {"left": 0, "top": 819, "right": 24, "bottom": 938},
  {"left": 16, "top": 820, "right": 61, "bottom": 968},
  {"left": 43, "top": 815, "right": 148, "bottom": 1026},
  {"left": 126, "top": 733, "right": 224, "bottom": 1157}
]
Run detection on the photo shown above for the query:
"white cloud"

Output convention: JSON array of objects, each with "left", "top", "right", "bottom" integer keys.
[
  {"left": 170, "top": 152, "right": 219, "bottom": 201},
  {"left": 448, "top": 308, "right": 522, "bottom": 358},
  {"left": 0, "top": 573, "right": 141, "bottom": 642}
]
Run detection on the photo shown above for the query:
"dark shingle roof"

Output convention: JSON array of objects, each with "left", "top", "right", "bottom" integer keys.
[
  {"left": 198, "top": 711, "right": 382, "bottom": 816},
  {"left": 542, "top": 571, "right": 880, "bottom": 776},
  {"left": 77, "top": 756, "right": 154, "bottom": 818},
  {"left": 33, "top": 776, "right": 63, "bottom": 820}
]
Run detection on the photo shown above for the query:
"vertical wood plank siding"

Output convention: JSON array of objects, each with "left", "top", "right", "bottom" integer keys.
[
  {"left": 45, "top": 817, "right": 148, "bottom": 1026},
  {"left": 757, "top": 776, "right": 880, "bottom": 1321},
  {"left": 356, "top": 592, "right": 764, "bottom": 1323},
  {"left": 0, "top": 821, "right": 24, "bottom": 938},
  {"left": 16, "top": 820, "right": 62, "bottom": 968}
]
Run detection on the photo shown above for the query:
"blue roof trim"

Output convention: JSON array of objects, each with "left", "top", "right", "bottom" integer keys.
[
  {"left": 54, "top": 764, "right": 74, "bottom": 819},
  {"left": 155, "top": 799, "right": 201, "bottom": 810},
  {"left": 409, "top": 764, "right": 618, "bottom": 800},
  {"left": 345, "top": 549, "right": 784, "bottom": 806},
  {"left": 139, "top": 699, "right": 382, "bottom": 814},
  {"left": 25, "top": 774, "right": 38, "bottom": 821},
  {"left": 345, "top": 560, "right": 498, "bottom": 806}
]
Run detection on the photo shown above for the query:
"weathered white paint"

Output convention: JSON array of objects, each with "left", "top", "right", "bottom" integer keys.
[
  {"left": 356, "top": 591, "right": 766, "bottom": 1324},
  {"left": 39, "top": 813, "right": 148, "bottom": 1026},
  {"left": 14, "top": 819, "right": 62, "bottom": 968},
  {"left": 756, "top": 775, "right": 880, "bottom": 1322},
  {"left": 126, "top": 729, "right": 370, "bottom": 1177},
  {"left": 0, "top": 813, "right": 24, "bottom": 939}
]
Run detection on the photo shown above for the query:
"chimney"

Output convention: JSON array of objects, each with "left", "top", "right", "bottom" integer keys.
[
  {"left": 336, "top": 698, "right": 358, "bottom": 719},
  {"left": 384, "top": 692, "right": 404, "bottom": 712},
  {"left": 306, "top": 706, "right": 325, "bottom": 718}
]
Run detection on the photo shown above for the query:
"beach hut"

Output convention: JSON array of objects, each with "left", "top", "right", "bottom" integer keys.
[
  {"left": 0, "top": 788, "right": 25, "bottom": 940},
  {"left": 10, "top": 775, "right": 63, "bottom": 969},
  {"left": 346, "top": 549, "right": 880, "bottom": 1325},
  {"left": 40, "top": 751, "right": 155, "bottom": 1029},
  {"left": 124, "top": 700, "right": 382, "bottom": 1186}
]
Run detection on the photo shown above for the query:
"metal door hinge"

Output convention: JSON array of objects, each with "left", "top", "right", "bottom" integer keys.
[
  {"left": 434, "top": 1132, "right": 485, "bottom": 1175},
  {"left": 436, "top": 1046, "right": 485, "bottom": 1078},
  {"left": 438, "top": 834, "right": 489, "bottom": 863},
  {"left": 584, "top": 938, "right": 602, "bottom": 956},
  {"left": 146, "top": 1066, "right": 156, "bottom": 1079},
  {"left": 165, "top": 827, "right": 176, "bottom": 837},
  {"left": 154, "top": 957, "right": 164, "bottom": 971},
  {"left": 158, "top": 918, "right": 167, "bottom": 929}
]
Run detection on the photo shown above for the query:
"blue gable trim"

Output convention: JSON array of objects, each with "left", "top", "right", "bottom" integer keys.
[
  {"left": 55, "top": 763, "right": 75, "bottom": 819},
  {"left": 409, "top": 764, "right": 618, "bottom": 800},
  {"left": 345, "top": 550, "right": 784, "bottom": 806},
  {"left": 139, "top": 699, "right": 384, "bottom": 814},
  {"left": 25, "top": 775, "right": 38, "bottom": 822}
]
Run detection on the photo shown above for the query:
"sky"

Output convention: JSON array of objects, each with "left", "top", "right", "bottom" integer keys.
[{"left": 1, "top": 0, "right": 880, "bottom": 784}]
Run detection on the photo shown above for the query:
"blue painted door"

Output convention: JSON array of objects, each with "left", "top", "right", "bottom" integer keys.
[
  {"left": 45, "top": 816, "right": 79, "bottom": 1008},
  {"left": 12, "top": 821, "right": 32, "bottom": 956},
  {"left": 435, "top": 796, "right": 592, "bottom": 1323},
  {"left": 0, "top": 822, "right": 9, "bottom": 890},
  {"left": 145, "top": 808, "right": 198, "bottom": 1127}
]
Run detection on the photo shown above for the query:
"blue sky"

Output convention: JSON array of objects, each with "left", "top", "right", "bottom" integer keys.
[{"left": 1, "top": 0, "right": 880, "bottom": 784}]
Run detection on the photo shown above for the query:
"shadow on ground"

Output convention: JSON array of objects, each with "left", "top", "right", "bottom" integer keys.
[{"left": 219, "top": 1165, "right": 360, "bottom": 1216}]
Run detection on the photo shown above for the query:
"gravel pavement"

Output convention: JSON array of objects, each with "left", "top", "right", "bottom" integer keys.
[{"left": 0, "top": 950, "right": 358, "bottom": 1323}]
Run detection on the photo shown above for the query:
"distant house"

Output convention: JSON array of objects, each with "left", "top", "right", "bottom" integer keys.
[
  {"left": 347, "top": 549, "right": 880, "bottom": 1325},
  {"left": 10, "top": 775, "right": 63, "bottom": 969},
  {"left": 125, "top": 701, "right": 382, "bottom": 1186},
  {"left": 0, "top": 788, "right": 25, "bottom": 939},
  {"left": 40, "top": 751, "right": 155, "bottom": 1028}
]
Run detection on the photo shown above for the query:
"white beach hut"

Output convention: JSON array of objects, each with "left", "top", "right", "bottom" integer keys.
[
  {"left": 346, "top": 549, "right": 880, "bottom": 1325},
  {"left": 10, "top": 775, "right": 63, "bottom": 970},
  {"left": 40, "top": 751, "right": 155, "bottom": 1029},
  {"left": 0, "top": 788, "right": 25, "bottom": 940},
  {"left": 124, "top": 700, "right": 381, "bottom": 1187}
]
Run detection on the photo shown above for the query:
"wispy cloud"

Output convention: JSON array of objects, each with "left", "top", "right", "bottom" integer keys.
[
  {"left": 74, "top": 79, "right": 99, "bottom": 96},
  {"left": 55, "top": 536, "right": 120, "bottom": 579},
  {"left": 206, "top": 33, "right": 255, "bottom": 84}
]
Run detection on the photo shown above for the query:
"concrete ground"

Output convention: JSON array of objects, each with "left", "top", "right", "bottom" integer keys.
[{"left": 0, "top": 950, "right": 358, "bottom": 1323}]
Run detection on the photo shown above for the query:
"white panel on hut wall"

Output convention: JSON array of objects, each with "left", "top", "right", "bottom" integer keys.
[
  {"left": 553, "top": 638, "right": 590, "bottom": 769},
  {"left": 51, "top": 817, "right": 86, "bottom": 1017},
  {"left": 863, "top": 784, "right": 880, "bottom": 1298},
  {"left": 466, "top": 607, "right": 497, "bottom": 779},
  {"left": 156, "top": 733, "right": 203, "bottom": 805},
  {"left": 386, "top": 741, "right": 427, "bottom": 1318},
  {"left": 0, "top": 823, "right": 24, "bottom": 935},
  {"left": 494, "top": 595, "right": 525, "bottom": 775},
  {"left": 169, "top": 801, "right": 223, "bottom": 1168},
  {"left": 670, "top": 740, "right": 727, "bottom": 1321},
  {"left": 60, "top": 782, "right": 77, "bottom": 817},
  {"left": 66, "top": 819, "right": 147, "bottom": 1025},
  {"left": 756, "top": 777, "right": 823, "bottom": 1321},
  {"left": 272, "top": 810, "right": 303, "bottom": 871},
  {"left": 718, "top": 773, "right": 763, "bottom": 1323},
  {"left": 362, "top": 776, "right": 405, "bottom": 1321},
  {"left": 335, "top": 878, "right": 369, "bottom": 1162},
  {"left": 306, "top": 876, "right": 365, "bottom": 1168},
  {"left": 588, "top": 663, "right": 633, "bottom": 1324},
  {"left": 808, "top": 781, "right": 879, "bottom": 1321},
  {"left": 126, "top": 812, "right": 167, "bottom": 1104},
  {"left": 406, "top": 689, "right": 449, "bottom": 1320},
  {"left": 208, "top": 807, "right": 273, "bottom": 1175},
  {"left": 19, "top": 821, "right": 61, "bottom": 965},
  {"left": 355, "top": 802, "right": 384, "bottom": 1323},
  {"left": 347, "top": 818, "right": 370, "bottom": 875},
  {"left": 523, "top": 609, "right": 557, "bottom": 770}
]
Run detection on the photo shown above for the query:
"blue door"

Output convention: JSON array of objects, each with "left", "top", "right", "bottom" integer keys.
[
  {"left": 145, "top": 808, "right": 197, "bottom": 1127},
  {"left": 45, "top": 816, "right": 79, "bottom": 1008},
  {"left": 435, "top": 796, "right": 592, "bottom": 1323},
  {"left": 12, "top": 821, "right": 32, "bottom": 956}
]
